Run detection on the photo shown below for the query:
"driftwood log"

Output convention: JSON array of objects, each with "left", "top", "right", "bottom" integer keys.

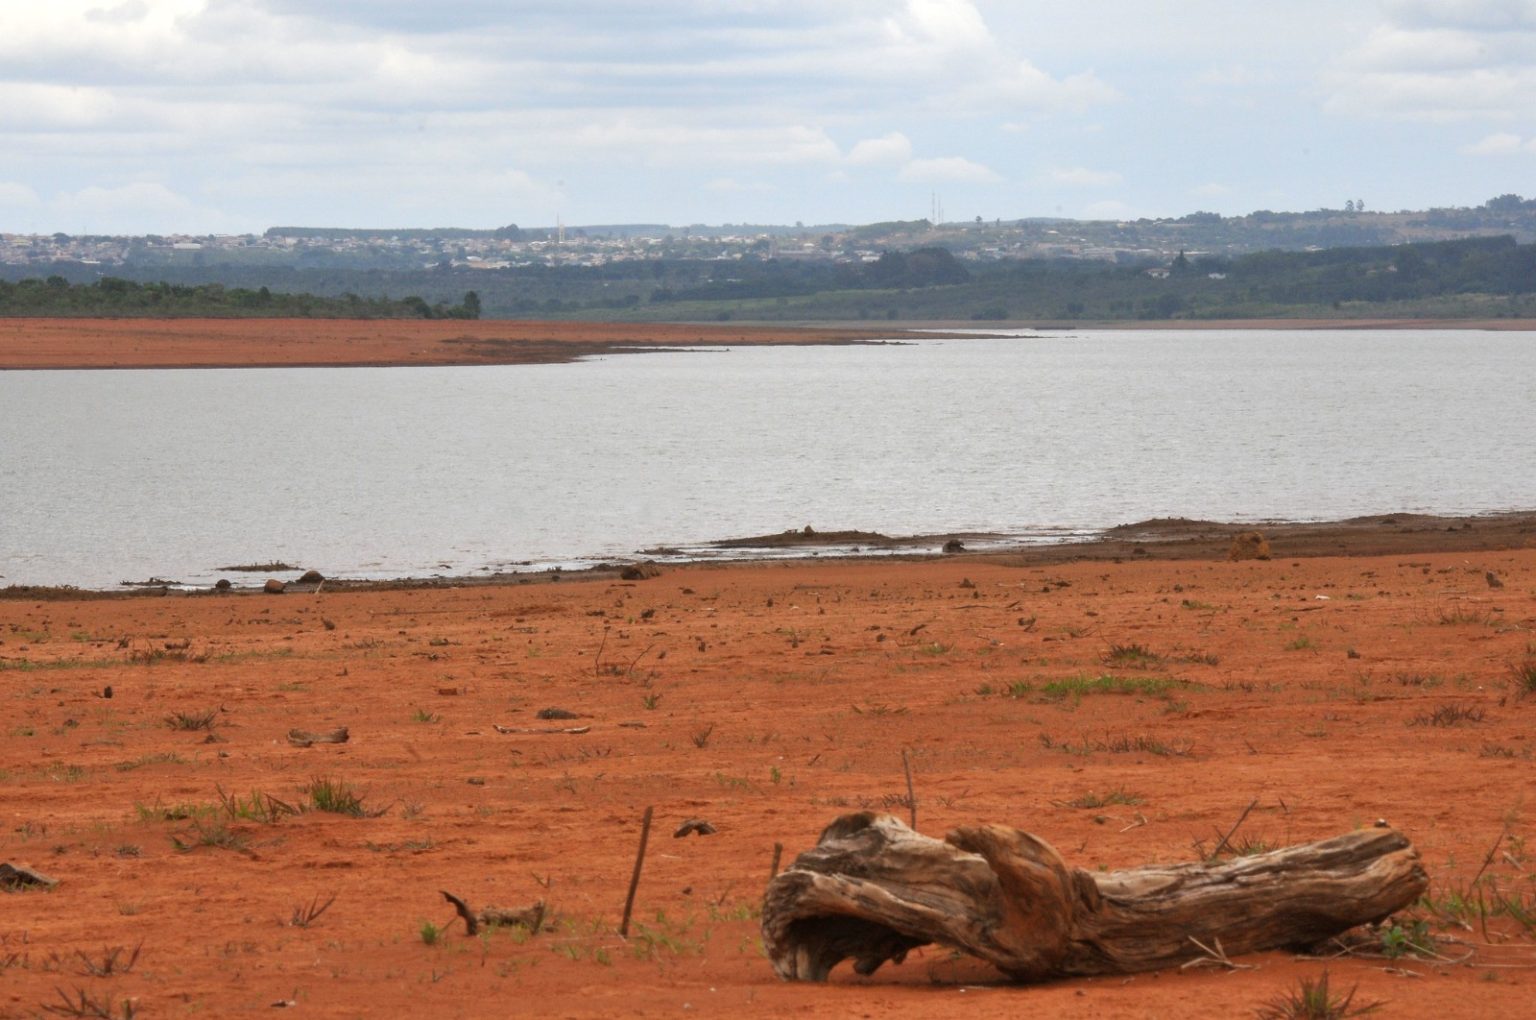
[
  {"left": 762, "top": 812, "right": 1427, "bottom": 982},
  {"left": 287, "top": 727, "right": 349, "bottom": 747}
]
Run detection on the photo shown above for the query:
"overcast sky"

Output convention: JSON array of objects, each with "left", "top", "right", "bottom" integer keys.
[{"left": 3, "top": 0, "right": 1535, "bottom": 234}]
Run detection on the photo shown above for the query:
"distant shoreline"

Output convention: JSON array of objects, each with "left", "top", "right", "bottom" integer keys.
[
  {"left": 1, "top": 316, "right": 1533, "bottom": 370},
  {"left": 6, "top": 511, "right": 1532, "bottom": 599}
]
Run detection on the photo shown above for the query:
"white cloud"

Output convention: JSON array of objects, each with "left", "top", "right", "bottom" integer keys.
[
  {"left": 1464, "top": 131, "right": 1527, "bottom": 154},
  {"left": 0, "top": 84, "right": 120, "bottom": 130},
  {"left": 48, "top": 181, "right": 239, "bottom": 234},
  {"left": 0, "top": 181, "right": 44, "bottom": 212},
  {"left": 847, "top": 132, "right": 914, "bottom": 166},
  {"left": 85, "top": 1, "right": 149, "bottom": 24},
  {"left": 898, "top": 156, "right": 1002, "bottom": 184},
  {"left": 1048, "top": 166, "right": 1123, "bottom": 188},
  {"left": 1326, "top": 2, "right": 1536, "bottom": 121},
  {"left": 704, "top": 177, "right": 779, "bottom": 194},
  {"left": 1383, "top": 0, "right": 1536, "bottom": 31}
]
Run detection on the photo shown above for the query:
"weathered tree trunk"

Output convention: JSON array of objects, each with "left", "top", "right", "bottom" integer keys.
[{"left": 762, "top": 812, "right": 1427, "bottom": 983}]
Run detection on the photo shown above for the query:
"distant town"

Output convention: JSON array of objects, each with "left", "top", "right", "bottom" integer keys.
[
  {"left": 6, "top": 194, "right": 1536, "bottom": 276},
  {"left": 6, "top": 195, "right": 1536, "bottom": 323}
]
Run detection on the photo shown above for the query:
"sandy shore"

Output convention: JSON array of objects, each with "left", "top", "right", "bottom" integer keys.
[
  {"left": 2, "top": 316, "right": 1533, "bottom": 371},
  {"left": 0, "top": 318, "right": 915, "bottom": 370},
  {"left": 3, "top": 518, "right": 1534, "bottom": 1017}
]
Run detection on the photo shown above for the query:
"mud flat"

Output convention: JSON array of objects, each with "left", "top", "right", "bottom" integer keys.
[
  {"left": 0, "top": 318, "right": 927, "bottom": 370},
  {"left": 2, "top": 518, "right": 1534, "bottom": 1017}
]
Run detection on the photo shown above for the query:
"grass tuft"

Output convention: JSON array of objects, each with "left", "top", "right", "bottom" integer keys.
[
  {"left": 304, "top": 777, "right": 385, "bottom": 817},
  {"left": 1061, "top": 788, "right": 1143, "bottom": 809},
  {"left": 1254, "top": 970, "right": 1382, "bottom": 1019},
  {"left": 216, "top": 785, "right": 297, "bottom": 824},
  {"left": 1408, "top": 703, "right": 1485, "bottom": 727},
  {"left": 39, "top": 985, "right": 138, "bottom": 1019},
  {"left": 164, "top": 709, "right": 216, "bottom": 732},
  {"left": 1510, "top": 659, "right": 1536, "bottom": 698},
  {"left": 1102, "top": 642, "right": 1163, "bottom": 668},
  {"left": 169, "top": 816, "right": 250, "bottom": 854}
]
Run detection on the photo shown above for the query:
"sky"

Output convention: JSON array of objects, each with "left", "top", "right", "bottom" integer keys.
[{"left": 3, "top": 0, "right": 1536, "bottom": 235}]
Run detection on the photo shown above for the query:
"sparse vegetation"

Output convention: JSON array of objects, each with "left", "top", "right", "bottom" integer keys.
[
  {"left": 169, "top": 816, "right": 250, "bottom": 854},
  {"left": 1511, "top": 659, "right": 1536, "bottom": 698},
  {"left": 1409, "top": 703, "right": 1486, "bottom": 727},
  {"left": 1039, "top": 674, "right": 1187, "bottom": 702},
  {"left": 164, "top": 709, "right": 216, "bottom": 731},
  {"left": 1102, "top": 642, "right": 1163, "bottom": 668},
  {"left": 290, "top": 892, "right": 337, "bottom": 928},
  {"left": 1061, "top": 789, "right": 1144, "bottom": 809},
  {"left": 1038, "top": 732, "right": 1194, "bottom": 757},
  {"left": 216, "top": 785, "right": 297, "bottom": 824},
  {"left": 304, "top": 777, "right": 384, "bottom": 817},
  {"left": 38, "top": 985, "right": 138, "bottom": 1019},
  {"left": 72, "top": 943, "right": 141, "bottom": 977},
  {"left": 1254, "top": 970, "right": 1381, "bottom": 1019}
]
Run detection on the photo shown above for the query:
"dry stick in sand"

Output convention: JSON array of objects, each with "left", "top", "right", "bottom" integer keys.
[
  {"left": 593, "top": 627, "right": 609, "bottom": 678},
  {"left": 1209, "top": 797, "right": 1260, "bottom": 859},
  {"left": 619, "top": 806, "right": 655, "bottom": 938},
  {"left": 625, "top": 643, "right": 656, "bottom": 679},
  {"left": 901, "top": 749, "right": 918, "bottom": 830}
]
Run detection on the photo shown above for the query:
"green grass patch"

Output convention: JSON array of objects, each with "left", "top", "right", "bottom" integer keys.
[
  {"left": 217, "top": 785, "right": 298, "bottom": 824},
  {"left": 304, "top": 776, "right": 386, "bottom": 817},
  {"left": 1038, "top": 674, "right": 1187, "bottom": 702}
]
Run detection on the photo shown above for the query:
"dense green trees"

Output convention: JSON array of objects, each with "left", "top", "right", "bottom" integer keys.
[{"left": 0, "top": 277, "right": 482, "bottom": 319}]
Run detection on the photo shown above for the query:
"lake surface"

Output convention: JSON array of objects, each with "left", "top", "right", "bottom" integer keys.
[{"left": 2, "top": 330, "right": 1533, "bottom": 589}]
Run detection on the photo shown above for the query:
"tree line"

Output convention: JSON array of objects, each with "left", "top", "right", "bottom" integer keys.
[{"left": 0, "top": 276, "right": 481, "bottom": 319}]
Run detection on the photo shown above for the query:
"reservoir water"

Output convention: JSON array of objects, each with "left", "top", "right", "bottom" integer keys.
[{"left": 2, "top": 330, "right": 1533, "bottom": 589}]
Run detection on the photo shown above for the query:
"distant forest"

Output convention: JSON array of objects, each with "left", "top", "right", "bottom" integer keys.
[
  {"left": 6, "top": 235, "right": 1536, "bottom": 322},
  {"left": 0, "top": 276, "right": 482, "bottom": 319}
]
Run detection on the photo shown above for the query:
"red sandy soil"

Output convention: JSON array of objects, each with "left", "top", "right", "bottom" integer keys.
[
  {"left": 3, "top": 317, "right": 1533, "bottom": 372},
  {"left": 0, "top": 318, "right": 908, "bottom": 370},
  {"left": 4, "top": 528, "right": 1536, "bottom": 1017}
]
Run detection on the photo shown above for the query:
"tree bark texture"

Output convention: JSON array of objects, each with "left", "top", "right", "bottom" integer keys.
[{"left": 762, "top": 812, "right": 1427, "bottom": 983}]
